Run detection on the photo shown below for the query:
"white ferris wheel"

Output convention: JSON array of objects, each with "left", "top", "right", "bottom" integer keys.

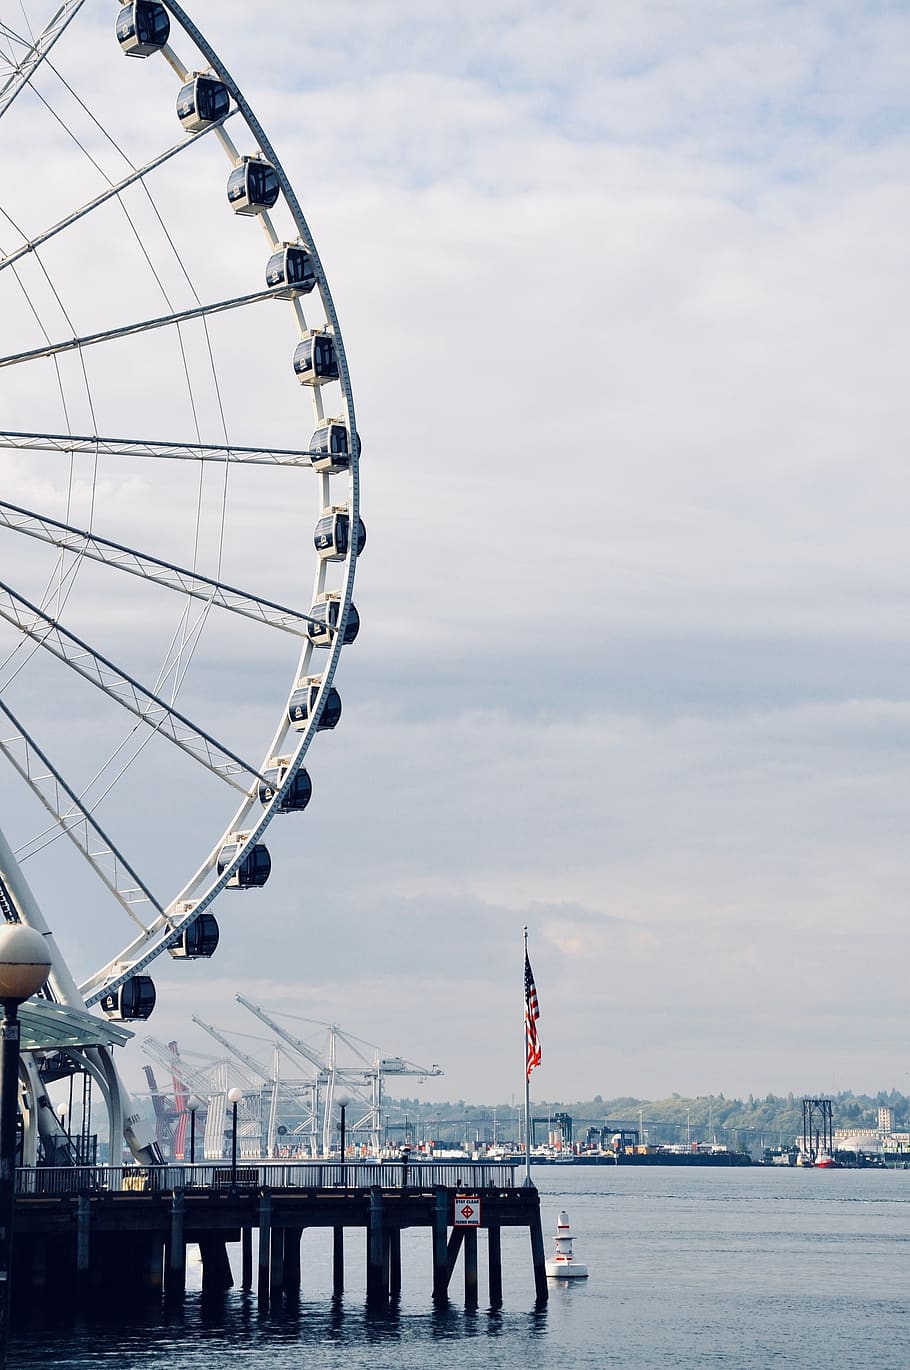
[{"left": 0, "top": 1, "right": 362, "bottom": 1160}]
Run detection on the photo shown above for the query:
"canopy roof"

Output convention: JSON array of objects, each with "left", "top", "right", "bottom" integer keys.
[{"left": 18, "top": 999, "right": 133, "bottom": 1051}]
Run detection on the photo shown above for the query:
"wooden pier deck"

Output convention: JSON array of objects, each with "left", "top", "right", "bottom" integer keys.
[{"left": 11, "top": 1161, "right": 548, "bottom": 1308}]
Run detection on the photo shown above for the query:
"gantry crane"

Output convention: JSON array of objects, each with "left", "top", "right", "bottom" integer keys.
[
  {"left": 191, "top": 1015, "right": 320, "bottom": 1156},
  {"left": 235, "top": 994, "right": 442, "bottom": 1154}
]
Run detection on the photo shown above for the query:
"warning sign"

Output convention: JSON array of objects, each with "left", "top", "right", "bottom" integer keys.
[{"left": 454, "top": 1196, "right": 481, "bottom": 1226}]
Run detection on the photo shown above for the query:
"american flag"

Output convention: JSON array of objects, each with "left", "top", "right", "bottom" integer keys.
[{"left": 524, "top": 950, "right": 541, "bottom": 1079}]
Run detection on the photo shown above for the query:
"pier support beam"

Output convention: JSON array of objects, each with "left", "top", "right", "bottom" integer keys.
[
  {"left": 199, "top": 1235, "right": 233, "bottom": 1293},
  {"left": 432, "top": 1187, "right": 448, "bottom": 1302},
  {"left": 75, "top": 1193, "right": 91, "bottom": 1295},
  {"left": 28, "top": 1236, "right": 47, "bottom": 1294},
  {"left": 487, "top": 1226, "right": 502, "bottom": 1307},
  {"left": 444, "top": 1225, "right": 464, "bottom": 1291},
  {"left": 367, "top": 1187, "right": 385, "bottom": 1300},
  {"left": 529, "top": 1205, "right": 548, "bottom": 1303},
  {"left": 463, "top": 1228, "right": 478, "bottom": 1306},
  {"left": 257, "top": 1190, "right": 272, "bottom": 1306},
  {"left": 143, "top": 1234, "right": 164, "bottom": 1298},
  {"left": 283, "top": 1226, "right": 301, "bottom": 1298},
  {"left": 269, "top": 1223, "right": 284, "bottom": 1302},
  {"left": 333, "top": 1226, "right": 344, "bottom": 1295},
  {"left": 165, "top": 1190, "right": 185, "bottom": 1300},
  {"left": 241, "top": 1226, "right": 253, "bottom": 1291},
  {"left": 389, "top": 1227, "right": 401, "bottom": 1297}
]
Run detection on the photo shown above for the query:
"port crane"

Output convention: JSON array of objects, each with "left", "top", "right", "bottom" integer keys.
[
  {"left": 191, "top": 1015, "right": 320, "bottom": 1156},
  {"left": 143, "top": 1035, "right": 258, "bottom": 1160},
  {"left": 236, "top": 994, "right": 442, "bottom": 1155}
]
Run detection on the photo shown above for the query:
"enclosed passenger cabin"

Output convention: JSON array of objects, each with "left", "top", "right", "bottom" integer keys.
[
  {"left": 288, "top": 682, "right": 342, "bottom": 732},
  {"left": 314, "top": 509, "right": 367, "bottom": 562},
  {"left": 115, "top": 1, "right": 170, "bottom": 55},
  {"left": 227, "top": 156, "right": 280, "bottom": 215},
  {"left": 217, "top": 840, "right": 272, "bottom": 888},
  {"left": 100, "top": 975, "right": 156, "bottom": 1021},
  {"left": 176, "top": 74, "right": 230, "bottom": 132},
  {"left": 258, "top": 762, "right": 313, "bottom": 811},
  {"left": 307, "top": 594, "right": 360, "bottom": 647},
  {"left": 169, "top": 913, "right": 220, "bottom": 959},
  {"left": 293, "top": 333, "right": 339, "bottom": 386},
  {"left": 265, "top": 244, "right": 316, "bottom": 297},
  {"left": 309, "top": 420, "right": 352, "bottom": 474}
]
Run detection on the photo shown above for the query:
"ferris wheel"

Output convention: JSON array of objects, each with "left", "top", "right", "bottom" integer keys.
[{"left": 0, "top": 1, "right": 361, "bottom": 1156}]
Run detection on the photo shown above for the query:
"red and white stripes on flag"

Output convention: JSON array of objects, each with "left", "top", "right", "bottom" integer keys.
[{"left": 524, "top": 950, "right": 541, "bottom": 1079}]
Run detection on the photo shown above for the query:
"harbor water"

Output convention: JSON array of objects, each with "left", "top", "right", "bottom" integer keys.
[{"left": 11, "top": 1166, "right": 910, "bottom": 1368}]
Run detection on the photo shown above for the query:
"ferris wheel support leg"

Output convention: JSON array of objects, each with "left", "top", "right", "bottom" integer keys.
[
  {"left": 18, "top": 1055, "right": 43, "bottom": 1167},
  {"left": 0, "top": 825, "right": 83, "bottom": 1008},
  {"left": 0, "top": 827, "right": 159, "bottom": 1163}
]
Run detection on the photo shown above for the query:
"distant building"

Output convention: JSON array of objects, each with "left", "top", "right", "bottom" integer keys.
[
  {"left": 834, "top": 1129, "right": 880, "bottom": 1154},
  {"left": 878, "top": 1106, "right": 896, "bottom": 1134}
]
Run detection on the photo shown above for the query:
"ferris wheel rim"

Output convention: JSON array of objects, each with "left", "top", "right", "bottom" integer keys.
[{"left": 0, "top": 0, "right": 362, "bottom": 1014}]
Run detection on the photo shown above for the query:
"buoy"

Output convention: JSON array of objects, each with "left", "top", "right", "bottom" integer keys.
[{"left": 545, "top": 1209, "right": 589, "bottom": 1279}]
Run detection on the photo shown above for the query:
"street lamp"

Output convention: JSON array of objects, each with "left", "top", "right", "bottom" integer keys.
[
  {"left": 0, "top": 924, "right": 51, "bottom": 1370},
  {"left": 188, "top": 1097, "right": 201, "bottom": 1169},
  {"left": 337, "top": 1095, "right": 350, "bottom": 1162},
  {"left": 336, "top": 1095, "right": 350, "bottom": 1194},
  {"left": 227, "top": 1087, "right": 242, "bottom": 1191}
]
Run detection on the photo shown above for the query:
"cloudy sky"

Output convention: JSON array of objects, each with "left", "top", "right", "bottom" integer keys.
[{"left": 2, "top": 0, "right": 910, "bottom": 1107}]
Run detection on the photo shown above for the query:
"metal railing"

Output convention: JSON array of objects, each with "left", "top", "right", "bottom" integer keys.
[{"left": 16, "top": 1159, "right": 518, "bottom": 1197}]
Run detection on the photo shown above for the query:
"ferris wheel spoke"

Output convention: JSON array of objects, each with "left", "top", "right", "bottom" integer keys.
[
  {"left": 0, "top": 580, "right": 265, "bottom": 791},
  {"left": 0, "top": 1, "right": 87, "bottom": 124},
  {"left": 0, "top": 112, "right": 238, "bottom": 276},
  {"left": 0, "top": 500, "right": 326, "bottom": 636},
  {"left": 0, "top": 698, "right": 162, "bottom": 931},
  {"left": 0, "top": 287, "right": 285, "bottom": 370},
  {"left": 0, "top": 430, "right": 315, "bottom": 466}
]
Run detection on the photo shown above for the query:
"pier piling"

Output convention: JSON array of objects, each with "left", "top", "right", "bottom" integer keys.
[
  {"left": 488, "top": 1226, "right": 503, "bottom": 1307},
  {"left": 10, "top": 1160, "right": 546, "bottom": 1311},
  {"left": 257, "top": 1190, "right": 271, "bottom": 1304},
  {"left": 367, "top": 1187, "right": 385, "bottom": 1300},
  {"left": 333, "top": 1225, "right": 344, "bottom": 1294}
]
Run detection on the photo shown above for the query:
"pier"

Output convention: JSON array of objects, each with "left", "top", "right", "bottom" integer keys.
[{"left": 11, "top": 1160, "right": 548, "bottom": 1308}]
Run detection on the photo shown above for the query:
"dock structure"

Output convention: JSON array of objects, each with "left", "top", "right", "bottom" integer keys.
[{"left": 11, "top": 1161, "right": 548, "bottom": 1308}]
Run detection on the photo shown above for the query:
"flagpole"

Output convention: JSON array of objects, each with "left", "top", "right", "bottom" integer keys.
[{"left": 523, "top": 925, "right": 533, "bottom": 1187}]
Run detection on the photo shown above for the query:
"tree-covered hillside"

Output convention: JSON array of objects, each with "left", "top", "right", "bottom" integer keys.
[{"left": 385, "top": 1090, "right": 909, "bottom": 1149}]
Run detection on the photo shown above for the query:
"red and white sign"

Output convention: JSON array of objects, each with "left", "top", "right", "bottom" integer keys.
[{"left": 454, "top": 1196, "right": 481, "bottom": 1226}]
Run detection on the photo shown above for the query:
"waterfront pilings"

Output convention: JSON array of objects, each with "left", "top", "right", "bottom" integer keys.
[{"left": 10, "top": 1161, "right": 547, "bottom": 1311}]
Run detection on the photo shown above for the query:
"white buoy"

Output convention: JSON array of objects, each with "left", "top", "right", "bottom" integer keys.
[{"left": 545, "top": 1209, "right": 589, "bottom": 1279}]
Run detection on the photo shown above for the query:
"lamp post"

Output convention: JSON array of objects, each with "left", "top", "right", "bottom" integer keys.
[
  {"left": 0, "top": 924, "right": 51, "bottom": 1370},
  {"left": 227, "top": 1087, "right": 242, "bottom": 1191},
  {"left": 188, "top": 1099, "right": 199, "bottom": 1169},
  {"left": 337, "top": 1096, "right": 350, "bottom": 1193}
]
